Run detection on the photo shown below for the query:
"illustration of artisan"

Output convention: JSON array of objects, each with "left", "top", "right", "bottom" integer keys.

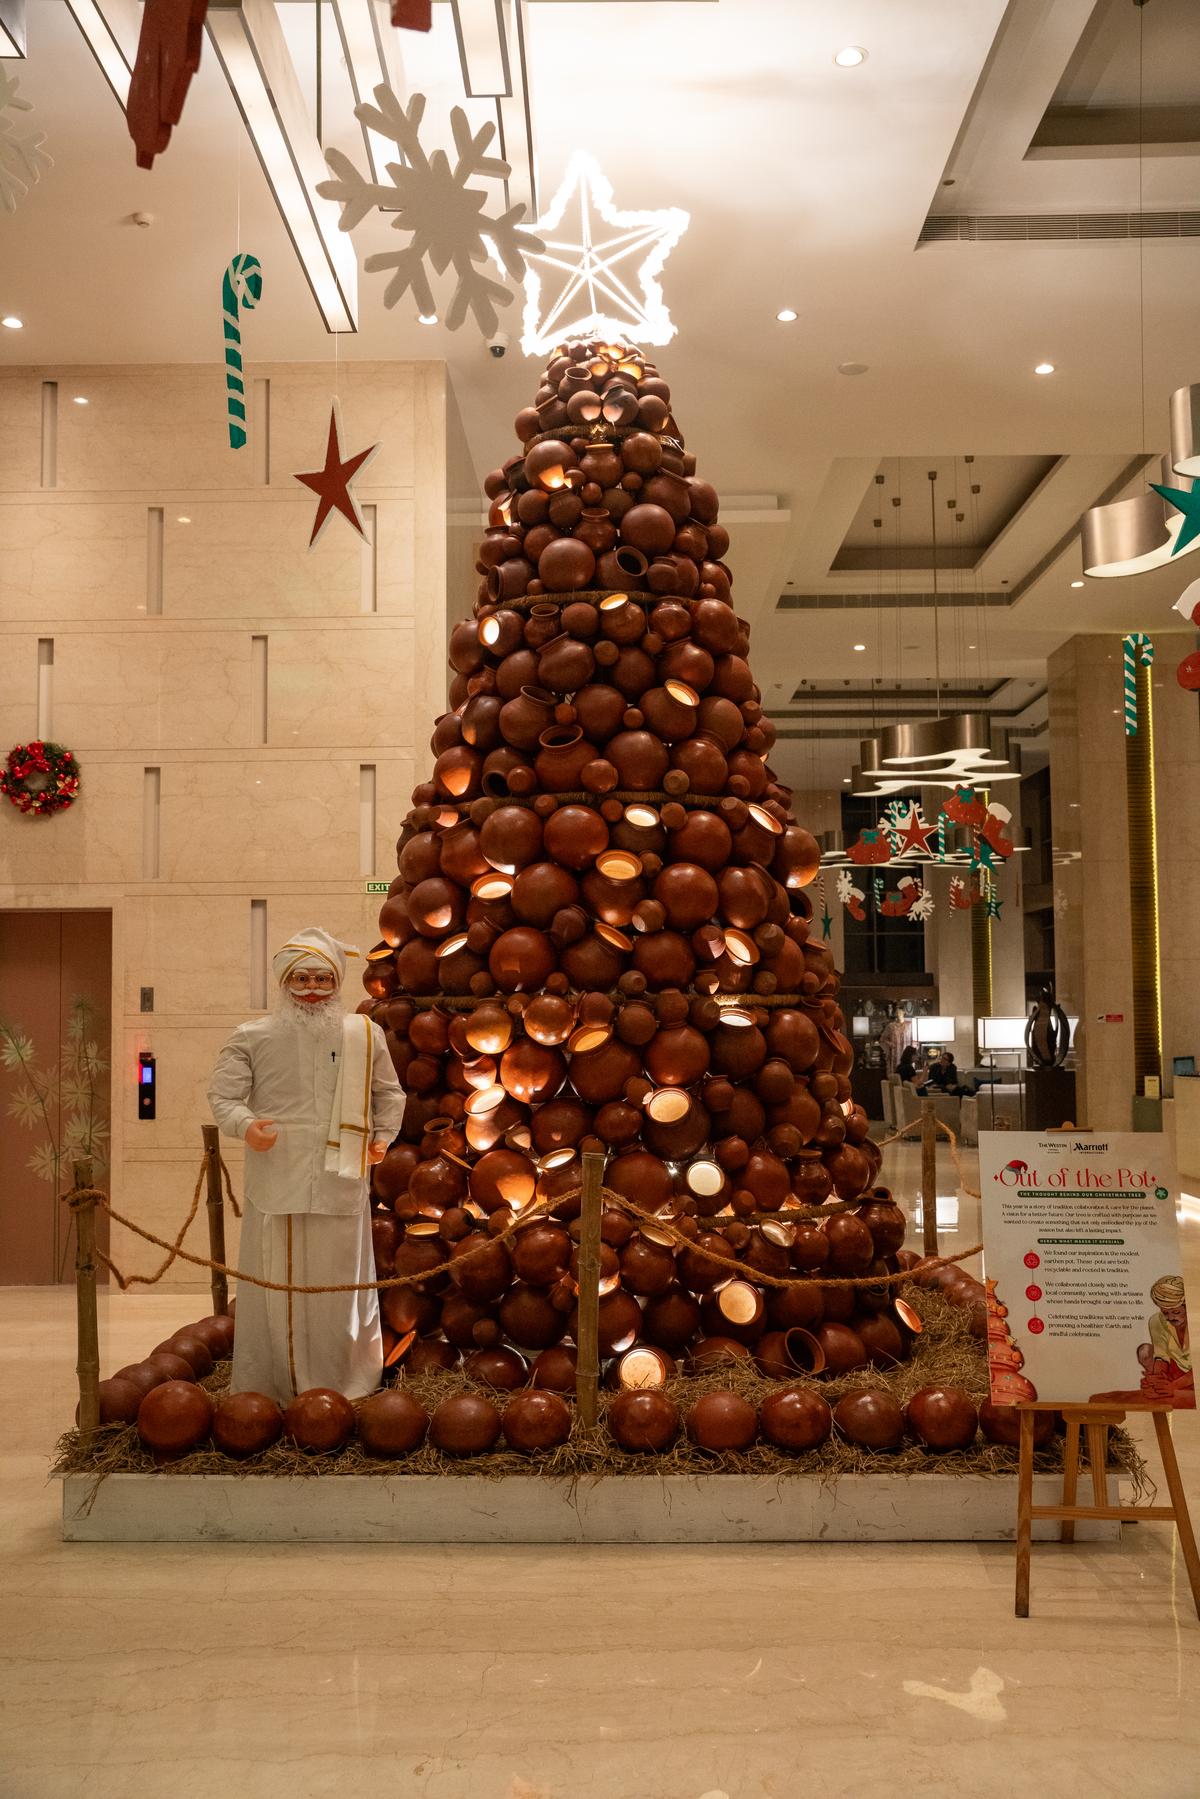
[
  {"left": 208, "top": 927, "right": 406, "bottom": 1404},
  {"left": 1137, "top": 1275, "right": 1192, "bottom": 1396}
]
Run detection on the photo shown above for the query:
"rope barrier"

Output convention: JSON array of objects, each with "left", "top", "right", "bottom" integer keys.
[{"left": 68, "top": 1116, "right": 984, "bottom": 1299}]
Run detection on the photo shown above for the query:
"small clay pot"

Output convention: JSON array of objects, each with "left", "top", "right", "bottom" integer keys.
[
  {"left": 137, "top": 1381, "right": 214, "bottom": 1461},
  {"left": 686, "top": 1390, "right": 758, "bottom": 1452},
  {"left": 489, "top": 926, "right": 557, "bottom": 992},
  {"left": 284, "top": 1388, "right": 355, "bottom": 1453},
  {"left": 502, "top": 1390, "right": 572, "bottom": 1452},
  {"left": 814, "top": 1322, "right": 869, "bottom": 1374},
  {"left": 833, "top": 1388, "right": 905, "bottom": 1450},
  {"left": 95, "top": 1377, "right": 144, "bottom": 1425},
  {"left": 758, "top": 1388, "right": 833, "bottom": 1451},
  {"left": 979, "top": 1400, "right": 1056, "bottom": 1448},
  {"left": 531, "top": 1344, "right": 578, "bottom": 1391},
  {"left": 430, "top": 1393, "right": 502, "bottom": 1456},
  {"left": 464, "top": 1345, "right": 529, "bottom": 1390},
  {"left": 357, "top": 1390, "right": 429, "bottom": 1456},
  {"left": 906, "top": 1385, "right": 979, "bottom": 1451},
  {"left": 608, "top": 1389, "right": 680, "bottom": 1453}
]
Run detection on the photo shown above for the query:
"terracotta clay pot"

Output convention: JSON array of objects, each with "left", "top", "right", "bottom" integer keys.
[
  {"left": 653, "top": 863, "right": 719, "bottom": 931},
  {"left": 758, "top": 1388, "right": 833, "bottom": 1451},
  {"left": 407, "top": 1339, "right": 461, "bottom": 1376},
  {"left": 833, "top": 1388, "right": 905, "bottom": 1450},
  {"left": 113, "top": 1361, "right": 169, "bottom": 1400},
  {"left": 430, "top": 1393, "right": 502, "bottom": 1455},
  {"left": 607, "top": 730, "right": 670, "bottom": 789},
  {"left": 641, "top": 1286, "right": 702, "bottom": 1350},
  {"left": 500, "top": 1039, "right": 565, "bottom": 1104},
  {"left": 608, "top": 1389, "right": 680, "bottom": 1453},
  {"left": 469, "top": 1147, "right": 536, "bottom": 1211},
  {"left": 544, "top": 805, "right": 609, "bottom": 869},
  {"left": 464, "top": 1345, "right": 529, "bottom": 1390},
  {"left": 146, "top": 1350, "right": 197, "bottom": 1384},
  {"left": 979, "top": 1400, "right": 1055, "bottom": 1448},
  {"left": 284, "top": 1388, "right": 355, "bottom": 1453},
  {"left": 498, "top": 1284, "right": 569, "bottom": 1350},
  {"left": 156, "top": 1333, "right": 215, "bottom": 1378},
  {"left": 357, "top": 1390, "right": 429, "bottom": 1456},
  {"left": 856, "top": 1313, "right": 906, "bottom": 1367},
  {"left": 489, "top": 927, "right": 557, "bottom": 992},
  {"left": 605, "top": 1148, "right": 674, "bottom": 1214},
  {"left": 814, "top": 1322, "right": 869, "bottom": 1374},
  {"left": 95, "top": 1377, "right": 144, "bottom": 1425},
  {"left": 137, "top": 1381, "right": 214, "bottom": 1461},
  {"left": 531, "top": 1345, "right": 578, "bottom": 1392},
  {"left": 450, "top": 1234, "right": 513, "bottom": 1303},
  {"left": 686, "top": 1391, "right": 758, "bottom": 1452},
  {"left": 539, "top": 537, "right": 596, "bottom": 593},
  {"left": 501, "top": 1390, "right": 572, "bottom": 1452},
  {"left": 906, "top": 1385, "right": 978, "bottom": 1451},
  {"left": 480, "top": 805, "right": 543, "bottom": 873},
  {"left": 824, "top": 1213, "right": 876, "bottom": 1274},
  {"left": 512, "top": 862, "right": 580, "bottom": 928}
]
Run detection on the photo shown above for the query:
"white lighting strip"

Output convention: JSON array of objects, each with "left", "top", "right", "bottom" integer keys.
[
  {"left": 64, "top": 0, "right": 139, "bottom": 103},
  {"left": 331, "top": 0, "right": 406, "bottom": 184},
  {"left": 0, "top": 0, "right": 26, "bottom": 58},
  {"left": 206, "top": 0, "right": 358, "bottom": 334},
  {"left": 494, "top": 0, "right": 535, "bottom": 216},
  {"left": 451, "top": 0, "right": 510, "bottom": 98}
]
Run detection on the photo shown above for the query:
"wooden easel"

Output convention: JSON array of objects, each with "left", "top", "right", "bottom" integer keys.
[{"left": 1014, "top": 1400, "right": 1200, "bottom": 1618}]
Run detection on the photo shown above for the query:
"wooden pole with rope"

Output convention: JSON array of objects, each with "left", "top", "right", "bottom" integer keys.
[
  {"left": 574, "top": 1151, "right": 605, "bottom": 1428},
  {"left": 920, "top": 1096, "right": 938, "bottom": 1259},
  {"left": 201, "top": 1123, "right": 230, "bottom": 1316},
  {"left": 71, "top": 1159, "right": 100, "bottom": 1438}
]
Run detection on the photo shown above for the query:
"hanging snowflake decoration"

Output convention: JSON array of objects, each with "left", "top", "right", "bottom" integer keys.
[
  {"left": 909, "top": 888, "right": 936, "bottom": 922},
  {"left": 0, "top": 65, "right": 52, "bottom": 215},
  {"left": 317, "top": 87, "right": 543, "bottom": 335}
]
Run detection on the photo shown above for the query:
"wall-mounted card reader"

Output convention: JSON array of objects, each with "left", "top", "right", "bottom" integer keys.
[{"left": 138, "top": 1051, "right": 156, "bottom": 1120}]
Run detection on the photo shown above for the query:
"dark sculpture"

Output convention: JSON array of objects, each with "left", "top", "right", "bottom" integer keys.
[{"left": 1025, "top": 984, "right": 1070, "bottom": 1068}]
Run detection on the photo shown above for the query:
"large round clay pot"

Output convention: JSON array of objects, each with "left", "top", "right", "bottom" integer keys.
[
  {"left": 814, "top": 1322, "right": 868, "bottom": 1374},
  {"left": 568, "top": 1037, "right": 641, "bottom": 1104},
  {"left": 522, "top": 992, "right": 576, "bottom": 1045},
  {"left": 284, "top": 1388, "right": 355, "bottom": 1453},
  {"left": 608, "top": 1389, "right": 680, "bottom": 1453},
  {"left": 906, "top": 1385, "right": 978, "bottom": 1451},
  {"left": 641, "top": 1285, "right": 702, "bottom": 1350},
  {"left": 502, "top": 1390, "right": 572, "bottom": 1452},
  {"left": 356, "top": 1389, "right": 429, "bottom": 1456},
  {"left": 137, "top": 1381, "right": 214, "bottom": 1460},
  {"left": 619, "top": 1232, "right": 678, "bottom": 1296},
  {"left": 95, "top": 1377, "right": 144, "bottom": 1425},
  {"left": 621, "top": 503, "right": 676, "bottom": 556},
  {"left": 464, "top": 1345, "right": 528, "bottom": 1390},
  {"left": 668, "top": 810, "right": 731, "bottom": 871},
  {"left": 511, "top": 862, "right": 580, "bottom": 928},
  {"left": 480, "top": 805, "right": 543, "bottom": 873},
  {"left": 833, "top": 1389, "right": 905, "bottom": 1450},
  {"left": 773, "top": 825, "right": 822, "bottom": 890},
  {"left": 539, "top": 537, "right": 596, "bottom": 593},
  {"left": 766, "top": 1010, "right": 821, "bottom": 1073},
  {"left": 407, "top": 876, "right": 466, "bottom": 939},
  {"left": 574, "top": 683, "right": 627, "bottom": 742},
  {"left": 189, "top": 1312, "right": 236, "bottom": 1360},
  {"left": 156, "top": 1333, "right": 215, "bottom": 1378},
  {"left": 686, "top": 1391, "right": 758, "bottom": 1452},
  {"left": 671, "top": 735, "right": 728, "bottom": 792},
  {"left": 430, "top": 1392, "right": 502, "bottom": 1455},
  {"left": 499, "top": 686, "right": 556, "bottom": 750},
  {"left": 979, "top": 1400, "right": 1055, "bottom": 1448},
  {"left": 489, "top": 926, "right": 556, "bottom": 992},
  {"left": 512, "top": 1222, "right": 572, "bottom": 1286},
  {"left": 856, "top": 1313, "right": 906, "bottom": 1367},
  {"left": 676, "top": 1231, "right": 734, "bottom": 1293},
  {"left": 450, "top": 1235, "right": 512, "bottom": 1303},
  {"left": 605, "top": 1148, "right": 674, "bottom": 1214},
  {"left": 824, "top": 1213, "right": 876, "bottom": 1275},
  {"left": 544, "top": 805, "right": 608, "bottom": 870},
  {"left": 607, "top": 730, "right": 669, "bottom": 790},
  {"left": 717, "top": 866, "right": 772, "bottom": 931},
  {"left": 531, "top": 1345, "right": 578, "bottom": 1392},
  {"left": 856, "top": 1198, "right": 908, "bottom": 1257},
  {"left": 145, "top": 1349, "right": 196, "bottom": 1384},
  {"left": 759, "top": 1388, "right": 833, "bottom": 1451},
  {"left": 791, "top": 1155, "right": 833, "bottom": 1207},
  {"left": 530, "top": 1097, "right": 593, "bottom": 1153},
  {"left": 644, "top": 1024, "right": 710, "bottom": 1088},
  {"left": 469, "top": 1147, "right": 536, "bottom": 1211},
  {"left": 113, "top": 1361, "right": 169, "bottom": 1400},
  {"left": 498, "top": 1284, "right": 568, "bottom": 1350},
  {"left": 535, "top": 727, "right": 596, "bottom": 793},
  {"left": 500, "top": 1040, "right": 565, "bottom": 1104},
  {"left": 653, "top": 863, "right": 719, "bottom": 931},
  {"left": 827, "top": 1143, "right": 871, "bottom": 1202}
]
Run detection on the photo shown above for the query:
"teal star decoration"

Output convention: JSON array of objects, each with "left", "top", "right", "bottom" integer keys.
[
  {"left": 1150, "top": 481, "right": 1200, "bottom": 558},
  {"left": 985, "top": 890, "right": 1003, "bottom": 920},
  {"left": 970, "top": 835, "right": 1002, "bottom": 873},
  {"left": 820, "top": 905, "right": 833, "bottom": 940}
]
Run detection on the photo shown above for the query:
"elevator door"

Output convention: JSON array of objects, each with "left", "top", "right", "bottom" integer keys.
[{"left": 0, "top": 911, "right": 111, "bottom": 1284}]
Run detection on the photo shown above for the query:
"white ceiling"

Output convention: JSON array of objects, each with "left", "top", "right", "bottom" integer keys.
[{"left": 2, "top": 0, "right": 1199, "bottom": 788}]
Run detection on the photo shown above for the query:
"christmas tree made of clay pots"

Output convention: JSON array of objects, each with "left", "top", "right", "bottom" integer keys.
[{"left": 364, "top": 338, "right": 909, "bottom": 1389}]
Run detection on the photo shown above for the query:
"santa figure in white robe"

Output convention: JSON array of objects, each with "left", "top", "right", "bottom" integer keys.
[{"left": 208, "top": 927, "right": 406, "bottom": 1404}]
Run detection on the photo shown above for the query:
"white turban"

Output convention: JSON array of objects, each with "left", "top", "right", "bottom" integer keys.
[{"left": 273, "top": 926, "right": 360, "bottom": 988}]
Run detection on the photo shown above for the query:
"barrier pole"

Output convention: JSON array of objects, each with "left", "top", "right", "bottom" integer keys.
[
  {"left": 201, "top": 1124, "right": 229, "bottom": 1315},
  {"left": 575, "top": 1151, "right": 605, "bottom": 1428},
  {"left": 72, "top": 1158, "right": 100, "bottom": 1438},
  {"left": 920, "top": 1097, "right": 939, "bottom": 1259}
]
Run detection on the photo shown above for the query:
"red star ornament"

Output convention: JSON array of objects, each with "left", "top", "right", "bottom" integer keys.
[
  {"left": 893, "top": 804, "right": 934, "bottom": 858},
  {"left": 294, "top": 404, "right": 379, "bottom": 548}
]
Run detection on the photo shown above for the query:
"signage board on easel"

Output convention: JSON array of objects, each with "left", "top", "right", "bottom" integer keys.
[{"left": 979, "top": 1131, "right": 1193, "bottom": 1409}]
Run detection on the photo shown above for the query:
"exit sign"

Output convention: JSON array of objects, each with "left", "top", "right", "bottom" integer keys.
[{"left": 364, "top": 881, "right": 389, "bottom": 895}]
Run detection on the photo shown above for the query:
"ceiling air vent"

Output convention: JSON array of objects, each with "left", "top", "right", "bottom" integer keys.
[{"left": 921, "top": 211, "right": 1200, "bottom": 244}]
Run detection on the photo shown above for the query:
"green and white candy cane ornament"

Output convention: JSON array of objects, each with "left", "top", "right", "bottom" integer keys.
[
  {"left": 1122, "top": 631, "right": 1153, "bottom": 736},
  {"left": 222, "top": 253, "right": 263, "bottom": 450}
]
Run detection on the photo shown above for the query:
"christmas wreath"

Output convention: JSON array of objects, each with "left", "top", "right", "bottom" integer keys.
[{"left": 1, "top": 741, "right": 81, "bottom": 818}]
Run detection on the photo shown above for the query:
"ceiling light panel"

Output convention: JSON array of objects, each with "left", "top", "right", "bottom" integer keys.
[
  {"left": 331, "top": 0, "right": 406, "bottom": 184},
  {"left": 64, "top": 0, "right": 139, "bottom": 104},
  {"left": 451, "top": 0, "right": 511, "bottom": 98},
  {"left": 0, "top": 0, "right": 26, "bottom": 58}
]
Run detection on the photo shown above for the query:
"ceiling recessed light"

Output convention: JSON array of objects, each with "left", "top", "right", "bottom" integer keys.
[
  {"left": 842, "top": 777, "right": 851, "bottom": 784},
  {"left": 72, "top": 396, "right": 89, "bottom": 406},
  {"left": 2, "top": 315, "right": 23, "bottom": 330},
  {"left": 417, "top": 313, "right": 438, "bottom": 325},
  {"left": 177, "top": 515, "right": 191, "bottom": 524},
  {"left": 834, "top": 46, "right": 867, "bottom": 66},
  {"left": 967, "top": 642, "right": 976, "bottom": 649},
  {"left": 1071, "top": 579, "right": 1085, "bottom": 588},
  {"left": 1034, "top": 362, "right": 1055, "bottom": 375},
  {"left": 853, "top": 643, "right": 866, "bottom": 652},
  {"left": 837, "top": 360, "right": 869, "bottom": 376},
  {"left": 776, "top": 308, "right": 797, "bottom": 323}
]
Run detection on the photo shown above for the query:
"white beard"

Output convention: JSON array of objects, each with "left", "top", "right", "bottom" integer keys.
[{"left": 279, "top": 991, "right": 344, "bottom": 1040}]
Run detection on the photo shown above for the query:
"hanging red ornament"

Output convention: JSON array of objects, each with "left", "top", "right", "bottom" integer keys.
[
  {"left": 1176, "top": 650, "right": 1200, "bottom": 692},
  {"left": 126, "top": 0, "right": 209, "bottom": 171}
]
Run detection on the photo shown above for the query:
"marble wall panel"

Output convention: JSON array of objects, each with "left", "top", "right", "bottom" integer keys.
[
  {"left": 268, "top": 626, "right": 414, "bottom": 750},
  {"left": 163, "top": 503, "right": 361, "bottom": 619},
  {"left": 0, "top": 632, "right": 36, "bottom": 742},
  {"left": 110, "top": 1158, "right": 243, "bottom": 1292},
  {"left": 54, "top": 630, "right": 253, "bottom": 751},
  {"left": 157, "top": 759, "right": 364, "bottom": 884},
  {"left": 0, "top": 760, "right": 144, "bottom": 888},
  {"left": 53, "top": 368, "right": 252, "bottom": 492},
  {"left": 0, "top": 372, "right": 43, "bottom": 489},
  {"left": 0, "top": 501, "right": 148, "bottom": 619}
]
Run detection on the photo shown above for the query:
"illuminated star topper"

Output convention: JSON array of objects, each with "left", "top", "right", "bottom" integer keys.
[{"left": 509, "top": 151, "right": 689, "bottom": 358}]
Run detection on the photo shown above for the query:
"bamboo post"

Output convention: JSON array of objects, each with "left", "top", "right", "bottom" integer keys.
[
  {"left": 574, "top": 1150, "right": 605, "bottom": 1428},
  {"left": 72, "top": 1158, "right": 100, "bottom": 1439},
  {"left": 920, "top": 1096, "right": 938, "bottom": 1259},
  {"left": 201, "top": 1123, "right": 229, "bottom": 1315}
]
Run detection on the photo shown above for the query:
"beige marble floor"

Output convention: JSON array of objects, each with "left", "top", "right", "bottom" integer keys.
[{"left": 2, "top": 1145, "right": 1198, "bottom": 1799}]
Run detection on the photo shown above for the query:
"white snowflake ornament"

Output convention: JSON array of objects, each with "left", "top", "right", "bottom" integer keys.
[
  {"left": 0, "top": 65, "right": 51, "bottom": 214},
  {"left": 834, "top": 870, "right": 856, "bottom": 906},
  {"left": 909, "top": 888, "right": 936, "bottom": 922},
  {"left": 317, "top": 87, "right": 543, "bottom": 335}
]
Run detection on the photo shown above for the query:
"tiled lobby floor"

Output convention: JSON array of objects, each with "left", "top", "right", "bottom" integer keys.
[{"left": 2, "top": 1144, "right": 1197, "bottom": 1799}]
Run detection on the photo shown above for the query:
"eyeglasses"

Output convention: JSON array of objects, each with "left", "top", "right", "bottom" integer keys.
[{"left": 285, "top": 971, "right": 337, "bottom": 991}]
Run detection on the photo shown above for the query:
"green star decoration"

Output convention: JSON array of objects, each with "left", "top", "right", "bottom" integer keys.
[
  {"left": 1150, "top": 481, "right": 1200, "bottom": 558},
  {"left": 985, "top": 890, "right": 1003, "bottom": 920}
]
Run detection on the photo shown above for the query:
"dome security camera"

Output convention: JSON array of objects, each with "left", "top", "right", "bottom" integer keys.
[{"left": 488, "top": 332, "right": 509, "bottom": 359}]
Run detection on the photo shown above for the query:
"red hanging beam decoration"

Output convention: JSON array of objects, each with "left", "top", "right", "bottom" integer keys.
[
  {"left": 127, "top": 0, "right": 209, "bottom": 170},
  {"left": 391, "top": 0, "right": 432, "bottom": 29}
]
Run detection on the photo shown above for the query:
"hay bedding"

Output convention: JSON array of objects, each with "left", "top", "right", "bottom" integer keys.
[{"left": 52, "top": 1288, "right": 1145, "bottom": 1489}]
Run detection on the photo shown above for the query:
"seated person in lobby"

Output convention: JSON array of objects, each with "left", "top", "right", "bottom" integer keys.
[
  {"left": 897, "top": 1045, "right": 920, "bottom": 1085},
  {"left": 924, "top": 1051, "right": 976, "bottom": 1097}
]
